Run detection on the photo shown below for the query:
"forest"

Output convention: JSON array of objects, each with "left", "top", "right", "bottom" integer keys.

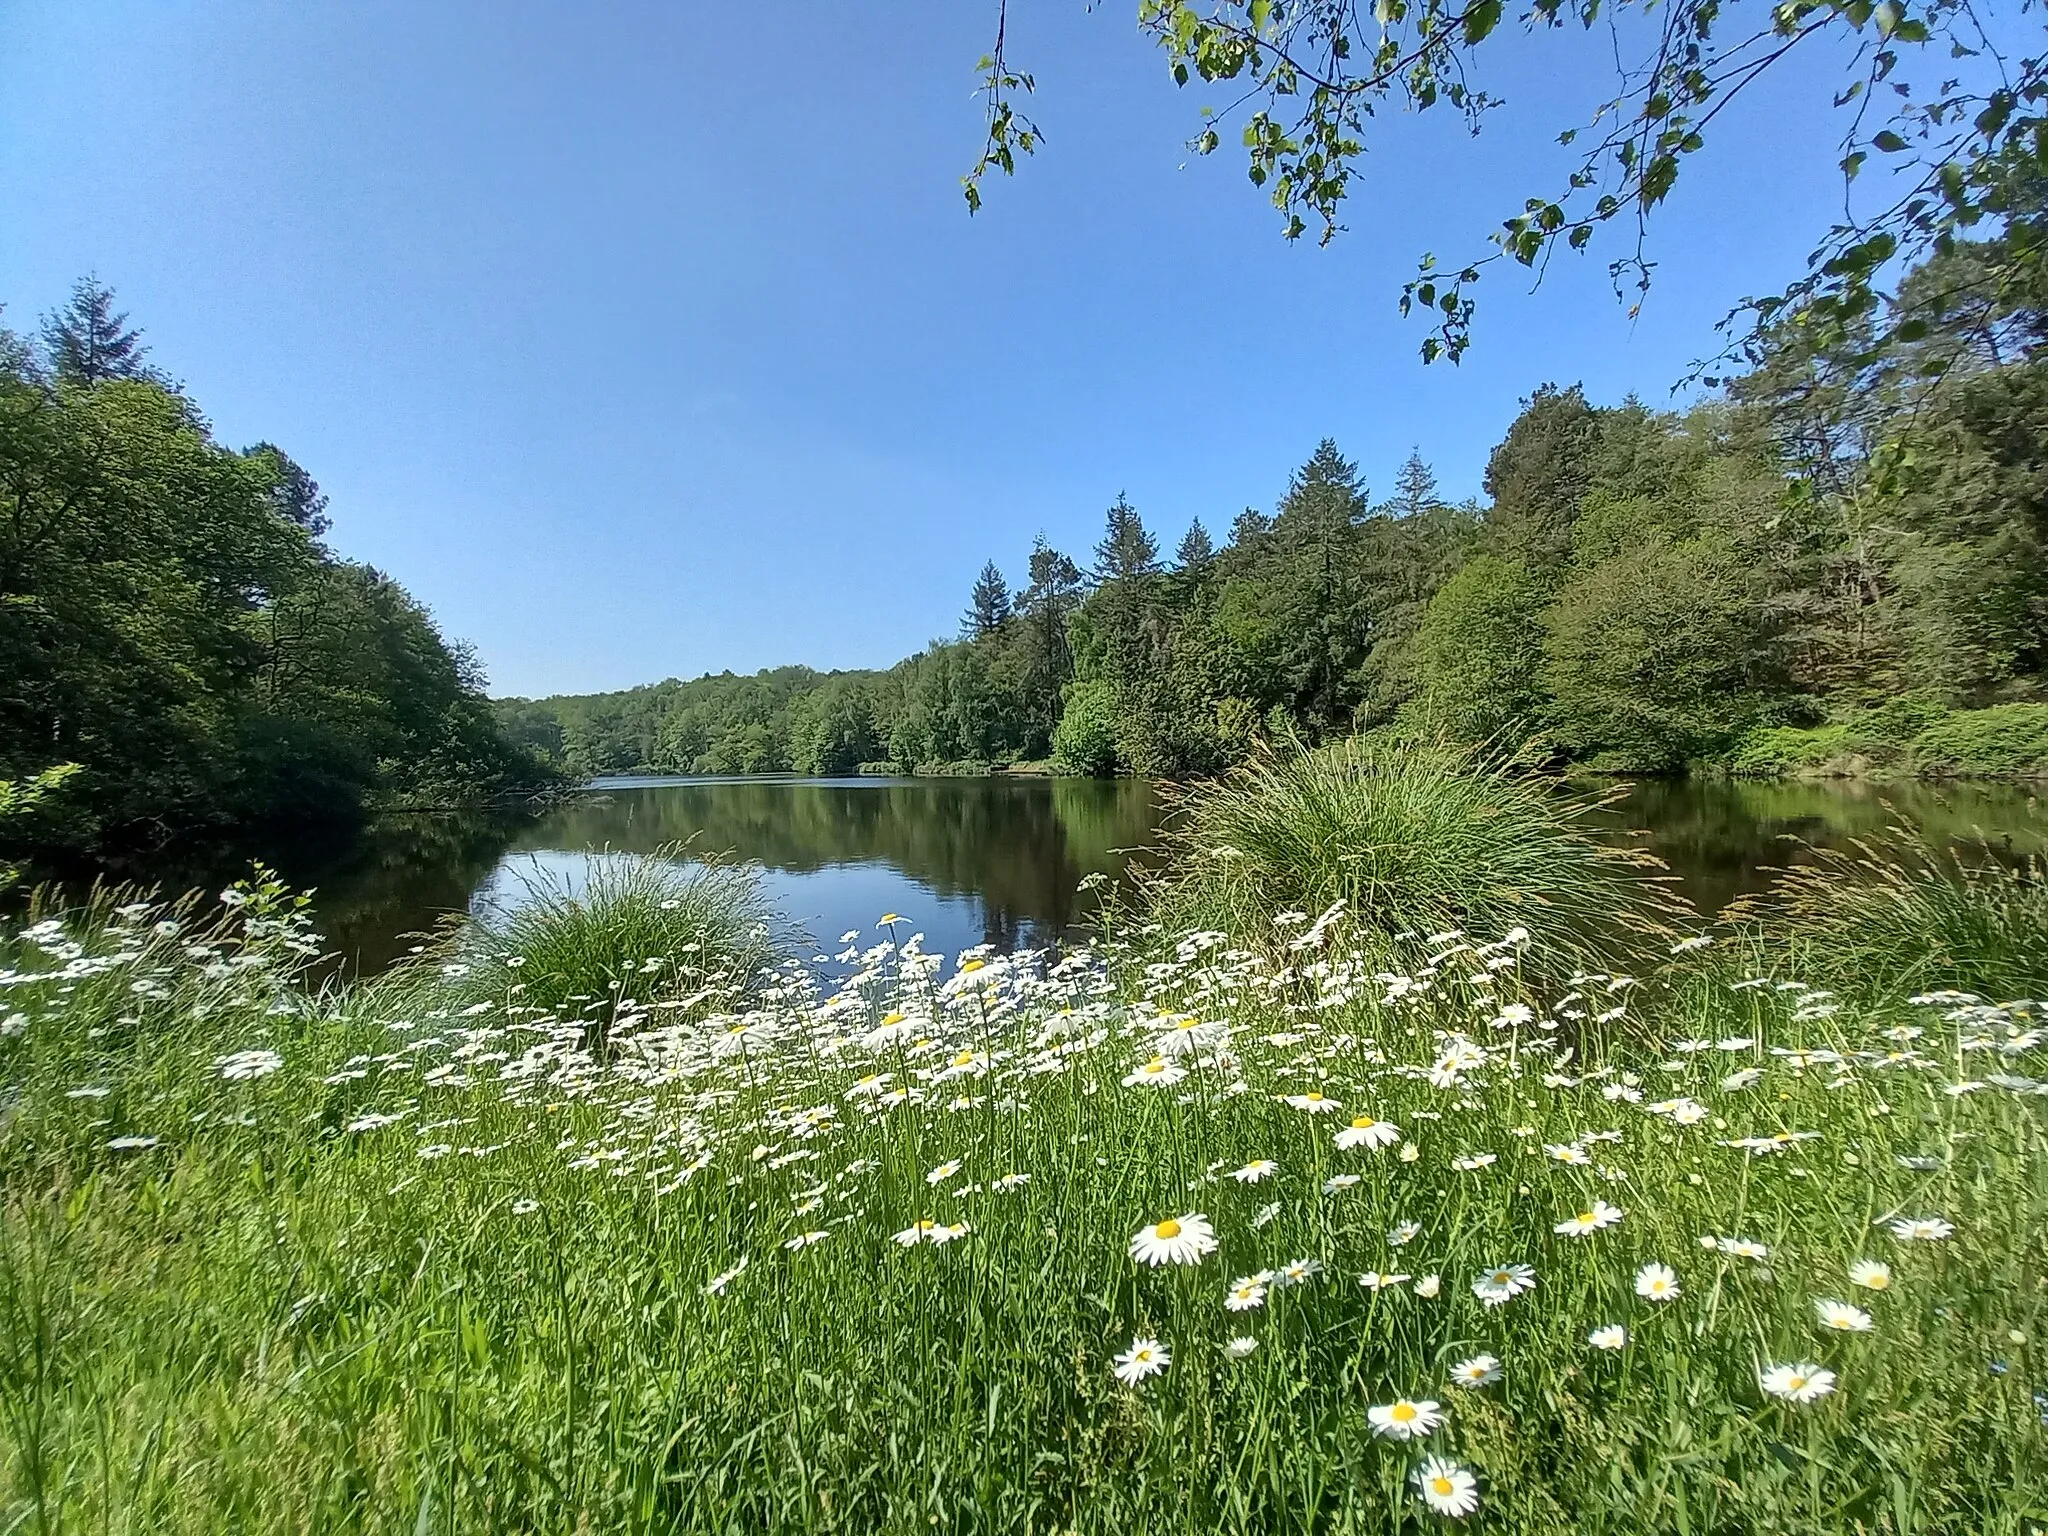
[
  {"left": 0, "top": 281, "right": 550, "bottom": 869},
  {"left": 503, "top": 215, "right": 2048, "bottom": 783}
]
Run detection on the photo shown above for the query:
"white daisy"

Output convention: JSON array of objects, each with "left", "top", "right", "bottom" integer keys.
[
  {"left": 1553, "top": 1200, "right": 1625, "bottom": 1237},
  {"left": 1229, "top": 1159, "right": 1279, "bottom": 1184},
  {"left": 1112, "top": 1336, "right": 1171, "bottom": 1387},
  {"left": 1367, "top": 1397, "right": 1444, "bottom": 1440},
  {"left": 1634, "top": 1262, "right": 1681, "bottom": 1303},
  {"left": 1222, "top": 1335, "right": 1259, "bottom": 1359},
  {"left": 1449, "top": 1354, "right": 1501, "bottom": 1388},
  {"left": 1814, "top": 1298, "right": 1874, "bottom": 1332},
  {"left": 1847, "top": 1259, "right": 1892, "bottom": 1292},
  {"left": 1760, "top": 1362, "right": 1837, "bottom": 1404},
  {"left": 1225, "top": 1276, "right": 1269, "bottom": 1311},
  {"left": 1335, "top": 1114, "right": 1402, "bottom": 1151},
  {"left": 1414, "top": 1456, "right": 1480, "bottom": 1518},
  {"left": 1280, "top": 1090, "right": 1342, "bottom": 1113},
  {"left": 1472, "top": 1263, "right": 1537, "bottom": 1306},
  {"left": 1588, "top": 1324, "right": 1627, "bottom": 1350},
  {"left": 1888, "top": 1216, "right": 1954, "bottom": 1242},
  {"left": 1129, "top": 1213, "right": 1219, "bottom": 1267}
]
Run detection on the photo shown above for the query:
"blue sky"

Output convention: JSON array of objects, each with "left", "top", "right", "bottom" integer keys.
[{"left": 0, "top": 3, "right": 1860, "bottom": 698}]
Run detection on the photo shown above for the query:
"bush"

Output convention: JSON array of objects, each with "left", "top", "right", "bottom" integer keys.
[
  {"left": 1725, "top": 723, "right": 1860, "bottom": 776},
  {"left": 1910, "top": 702, "right": 2048, "bottom": 777},
  {"left": 1146, "top": 734, "right": 1685, "bottom": 971},
  {"left": 1051, "top": 679, "right": 1122, "bottom": 777}
]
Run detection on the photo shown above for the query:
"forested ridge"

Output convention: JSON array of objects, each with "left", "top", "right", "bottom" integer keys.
[
  {"left": 0, "top": 281, "right": 550, "bottom": 869},
  {"left": 505, "top": 223, "right": 2048, "bottom": 784}
]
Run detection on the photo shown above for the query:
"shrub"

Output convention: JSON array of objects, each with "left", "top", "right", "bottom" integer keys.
[
  {"left": 1725, "top": 723, "right": 1860, "bottom": 777},
  {"left": 1146, "top": 734, "right": 1685, "bottom": 970},
  {"left": 1051, "top": 679, "right": 1122, "bottom": 777},
  {"left": 1910, "top": 702, "right": 2048, "bottom": 777}
]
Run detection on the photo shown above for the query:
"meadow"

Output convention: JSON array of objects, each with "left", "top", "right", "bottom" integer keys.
[{"left": 2, "top": 801, "right": 2046, "bottom": 1533}]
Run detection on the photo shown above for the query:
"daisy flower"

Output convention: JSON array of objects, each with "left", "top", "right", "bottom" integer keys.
[
  {"left": 1335, "top": 1115, "right": 1402, "bottom": 1151},
  {"left": 1388, "top": 1220, "right": 1422, "bottom": 1246},
  {"left": 1112, "top": 1336, "right": 1171, "bottom": 1387},
  {"left": 1544, "top": 1143, "right": 1592, "bottom": 1166},
  {"left": 1323, "top": 1173, "right": 1363, "bottom": 1194},
  {"left": 1848, "top": 1259, "right": 1892, "bottom": 1292},
  {"left": 1814, "top": 1298, "right": 1874, "bottom": 1332},
  {"left": 1281, "top": 1090, "right": 1342, "bottom": 1113},
  {"left": 1222, "top": 1335, "right": 1259, "bottom": 1359},
  {"left": 783, "top": 1230, "right": 829, "bottom": 1251},
  {"left": 1123, "top": 1056, "right": 1187, "bottom": 1089},
  {"left": 894, "top": 1218, "right": 941, "bottom": 1247},
  {"left": 1414, "top": 1457, "right": 1480, "bottom": 1518},
  {"left": 1553, "top": 1200, "right": 1625, "bottom": 1237},
  {"left": 1230, "top": 1159, "right": 1279, "bottom": 1184},
  {"left": 1414, "top": 1273, "right": 1442, "bottom": 1298},
  {"left": 1451, "top": 1153, "right": 1498, "bottom": 1171},
  {"left": 704, "top": 1258, "right": 748, "bottom": 1295},
  {"left": 1367, "top": 1398, "right": 1444, "bottom": 1440},
  {"left": 1634, "top": 1262, "right": 1681, "bottom": 1303},
  {"left": 1273, "top": 1257, "right": 1323, "bottom": 1287},
  {"left": 1888, "top": 1216, "right": 1955, "bottom": 1242},
  {"left": 1473, "top": 1263, "right": 1537, "bottom": 1306},
  {"left": 925, "top": 1159, "right": 962, "bottom": 1185},
  {"left": 1358, "top": 1271, "right": 1409, "bottom": 1293},
  {"left": 1225, "top": 1276, "right": 1269, "bottom": 1311},
  {"left": 1588, "top": 1324, "right": 1627, "bottom": 1350},
  {"left": 1760, "top": 1362, "right": 1837, "bottom": 1404},
  {"left": 1129, "top": 1213, "right": 1219, "bottom": 1266},
  {"left": 1449, "top": 1354, "right": 1502, "bottom": 1388}
]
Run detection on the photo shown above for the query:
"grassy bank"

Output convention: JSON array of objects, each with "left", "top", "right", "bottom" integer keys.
[
  {"left": 1725, "top": 703, "right": 2048, "bottom": 782},
  {"left": 3, "top": 848, "right": 2046, "bottom": 1533}
]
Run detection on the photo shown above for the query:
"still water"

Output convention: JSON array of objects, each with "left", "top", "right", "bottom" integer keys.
[{"left": 303, "top": 773, "right": 2045, "bottom": 975}]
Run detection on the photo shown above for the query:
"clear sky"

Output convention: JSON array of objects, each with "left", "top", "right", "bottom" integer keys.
[{"left": 0, "top": 2, "right": 1861, "bottom": 698}]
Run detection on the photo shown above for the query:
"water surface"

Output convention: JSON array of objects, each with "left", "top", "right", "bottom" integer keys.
[{"left": 303, "top": 773, "right": 2044, "bottom": 974}]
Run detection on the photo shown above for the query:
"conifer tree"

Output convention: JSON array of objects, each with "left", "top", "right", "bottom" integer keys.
[
  {"left": 40, "top": 276, "right": 152, "bottom": 385},
  {"left": 963, "top": 560, "right": 1012, "bottom": 638}
]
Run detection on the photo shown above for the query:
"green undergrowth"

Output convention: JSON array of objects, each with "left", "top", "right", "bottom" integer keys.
[
  {"left": 1727, "top": 703, "right": 2048, "bottom": 781},
  {"left": 2, "top": 855, "right": 2045, "bottom": 1534}
]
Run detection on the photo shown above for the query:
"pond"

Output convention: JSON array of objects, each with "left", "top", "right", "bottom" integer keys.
[{"left": 301, "top": 773, "right": 2046, "bottom": 976}]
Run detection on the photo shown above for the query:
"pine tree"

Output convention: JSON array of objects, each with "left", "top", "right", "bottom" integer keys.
[
  {"left": 1388, "top": 450, "right": 1442, "bottom": 519},
  {"left": 1092, "top": 493, "right": 1160, "bottom": 584},
  {"left": 40, "top": 276, "right": 152, "bottom": 385},
  {"left": 962, "top": 560, "right": 1012, "bottom": 638},
  {"left": 1174, "top": 518, "right": 1215, "bottom": 571}
]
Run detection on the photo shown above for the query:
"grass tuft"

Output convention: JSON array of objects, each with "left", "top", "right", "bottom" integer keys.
[{"left": 1145, "top": 734, "right": 1687, "bottom": 972}]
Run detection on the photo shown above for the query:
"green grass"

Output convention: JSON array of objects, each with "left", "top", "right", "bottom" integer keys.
[
  {"left": 3, "top": 860, "right": 2045, "bottom": 1533},
  {"left": 1728, "top": 837, "right": 2048, "bottom": 1003},
  {"left": 401, "top": 844, "right": 779, "bottom": 1030},
  {"left": 1145, "top": 735, "right": 1686, "bottom": 977}
]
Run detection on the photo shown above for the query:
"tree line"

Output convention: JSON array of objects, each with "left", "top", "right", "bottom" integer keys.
[
  {"left": 508, "top": 212, "right": 2047, "bottom": 782},
  {"left": 0, "top": 280, "right": 548, "bottom": 868}
]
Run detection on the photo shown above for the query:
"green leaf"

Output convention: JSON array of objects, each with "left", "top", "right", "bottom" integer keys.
[{"left": 1462, "top": 0, "right": 1504, "bottom": 44}]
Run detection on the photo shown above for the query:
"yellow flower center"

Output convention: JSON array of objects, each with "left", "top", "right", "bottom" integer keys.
[
  {"left": 1788, "top": 1374, "right": 1807, "bottom": 1390},
  {"left": 881, "top": 1011, "right": 905, "bottom": 1026},
  {"left": 1351, "top": 1116, "right": 1375, "bottom": 1129},
  {"left": 960, "top": 959, "right": 985, "bottom": 973},
  {"left": 1391, "top": 1403, "right": 1416, "bottom": 1422},
  {"left": 1431, "top": 1477, "right": 1454, "bottom": 1496},
  {"left": 1305, "top": 1092, "right": 1324, "bottom": 1102},
  {"left": 1155, "top": 1219, "right": 1182, "bottom": 1240},
  {"left": 953, "top": 1051, "right": 975, "bottom": 1067},
  {"left": 1578, "top": 1211, "right": 1595, "bottom": 1224}
]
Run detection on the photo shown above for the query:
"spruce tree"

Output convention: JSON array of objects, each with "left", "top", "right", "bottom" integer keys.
[
  {"left": 41, "top": 276, "right": 152, "bottom": 385},
  {"left": 1092, "top": 493, "right": 1160, "bottom": 584},
  {"left": 1389, "top": 450, "right": 1442, "bottom": 519},
  {"left": 1174, "top": 518, "right": 1215, "bottom": 571},
  {"left": 962, "top": 560, "right": 1012, "bottom": 638}
]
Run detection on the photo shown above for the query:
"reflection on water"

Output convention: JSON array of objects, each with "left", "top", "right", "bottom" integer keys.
[
  {"left": 313, "top": 776, "right": 1166, "bottom": 974},
  {"left": 301, "top": 773, "right": 2045, "bottom": 976},
  {"left": 1601, "top": 776, "right": 2045, "bottom": 915}
]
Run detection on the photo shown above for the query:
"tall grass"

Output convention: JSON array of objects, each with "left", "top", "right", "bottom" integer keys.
[
  {"left": 389, "top": 845, "right": 780, "bottom": 1028},
  {"left": 3, "top": 867, "right": 2044, "bottom": 1533},
  {"left": 1729, "top": 836, "right": 2048, "bottom": 1001},
  {"left": 1146, "top": 735, "right": 1685, "bottom": 973}
]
